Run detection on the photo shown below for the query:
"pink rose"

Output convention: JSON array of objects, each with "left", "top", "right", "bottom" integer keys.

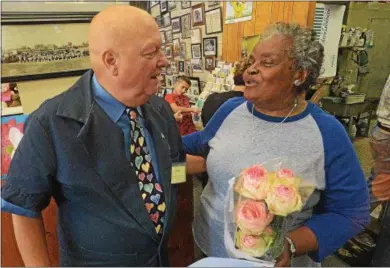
[
  {"left": 239, "top": 165, "right": 270, "bottom": 200},
  {"left": 277, "top": 168, "right": 295, "bottom": 178},
  {"left": 266, "top": 184, "right": 303, "bottom": 216},
  {"left": 235, "top": 229, "right": 275, "bottom": 257},
  {"left": 236, "top": 200, "right": 274, "bottom": 235}
]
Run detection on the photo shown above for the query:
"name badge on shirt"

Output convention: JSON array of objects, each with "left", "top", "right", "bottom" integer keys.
[{"left": 171, "top": 162, "right": 186, "bottom": 184}]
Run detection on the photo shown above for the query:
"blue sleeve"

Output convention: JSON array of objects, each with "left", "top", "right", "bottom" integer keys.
[
  {"left": 183, "top": 97, "right": 245, "bottom": 156},
  {"left": 306, "top": 112, "right": 370, "bottom": 262},
  {"left": 1, "top": 114, "right": 56, "bottom": 217}
]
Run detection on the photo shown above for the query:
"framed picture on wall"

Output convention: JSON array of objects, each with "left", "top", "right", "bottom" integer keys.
[
  {"left": 179, "top": 42, "right": 187, "bottom": 59},
  {"left": 181, "top": 14, "right": 191, "bottom": 39},
  {"left": 160, "top": 0, "right": 168, "bottom": 13},
  {"left": 172, "top": 39, "right": 181, "bottom": 57},
  {"left": 190, "top": 28, "right": 202, "bottom": 44},
  {"left": 165, "top": 45, "right": 173, "bottom": 59},
  {"left": 188, "top": 76, "right": 201, "bottom": 95},
  {"left": 155, "top": 15, "right": 163, "bottom": 28},
  {"left": 206, "top": 1, "right": 220, "bottom": 9},
  {"left": 166, "top": 75, "right": 174, "bottom": 88},
  {"left": 191, "top": 58, "right": 203, "bottom": 73},
  {"left": 205, "top": 7, "right": 223, "bottom": 34},
  {"left": 1, "top": 18, "right": 92, "bottom": 83},
  {"left": 170, "top": 61, "right": 178, "bottom": 74},
  {"left": 185, "top": 60, "right": 192, "bottom": 76},
  {"left": 181, "top": 1, "right": 191, "bottom": 9},
  {"left": 191, "top": 3, "right": 205, "bottom": 27},
  {"left": 191, "top": 43, "right": 202, "bottom": 59},
  {"left": 166, "top": 65, "right": 173, "bottom": 75},
  {"left": 205, "top": 56, "right": 216, "bottom": 71},
  {"left": 162, "top": 12, "right": 171, "bottom": 27},
  {"left": 168, "top": 1, "right": 177, "bottom": 11},
  {"left": 165, "top": 29, "right": 173, "bottom": 43},
  {"left": 1, "top": 83, "right": 24, "bottom": 116},
  {"left": 178, "top": 61, "right": 185, "bottom": 73},
  {"left": 203, "top": 37, "right": 217, "bottom": 56},
  {"left": 160, "top": 73, "right": 166, "bottom": 87},
  {"left": 160, "top": 31, "right": 166, "bottom": 44},
  {"left": 171, "top": 17, "right": 181, "bottom": 34}
]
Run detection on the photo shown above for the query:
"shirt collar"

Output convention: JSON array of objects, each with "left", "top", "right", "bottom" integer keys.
[{"left": 92, "top": 75, "right": 144, "bottom": 121}]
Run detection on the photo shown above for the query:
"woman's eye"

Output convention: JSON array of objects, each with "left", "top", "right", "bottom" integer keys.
[{"left": 262, "top": 61, "right": 274, "bottom": 67}]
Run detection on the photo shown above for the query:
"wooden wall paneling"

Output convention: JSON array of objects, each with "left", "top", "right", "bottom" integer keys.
[
  {"left": 277, "top": 2, "right": 286, "bottom": 22},
  {"left": 270, "top": 2, "right": 281, "bottom": 24},
  {"left": 243, "top": 2, "right": 256, "bottom": 37},
  {"left": 222, "top": 1, "right": 228, "bottom": 61},
  {"left": 254, "top": 1, "right": 273, "bottom": 35},
  {"left": 291, "top": 2, "right": 310, "bottom": 26},
  {"left": 307, "top": 2, "right": 317, "bottom": 27},
  {"left": 283, "top": 2, "right": 294, "bottom": 23}
]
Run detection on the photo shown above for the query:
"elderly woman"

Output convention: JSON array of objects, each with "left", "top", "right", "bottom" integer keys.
[{"left": 184, "top": 22, "right": 369, "bottom": 266}]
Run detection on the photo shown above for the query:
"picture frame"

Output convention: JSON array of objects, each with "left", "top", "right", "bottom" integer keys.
[
  {"left": 160, "top": 31, "right": 166, "bottom": 44},
  {"left": 1, "top": 83, "right": 24, "bottom": 116},
  {"left": 181, "top": 14, "right": 191, "bottom": 39},
  {"left": 170, "top": 61, "right": 179, "bottom": 74},
  {"left": 160, "top": 0, "right": 168, "bottom": 13},
  {"left": 185, "top": 60, "right": 192, "bottom": 76},
  {"left": 2, "top": 20, "right": 91, "bottom": 83},
  {"left": 181, "top": 1, "right": 191, "bottom": 9},
  {"left": 165, "top": 29, "right": 173, "bottom": 43},
  {"left": 203, "top": 37, "right": 218, "bottom": 56},
  {"left": 191, "top": 3, "right": 205, "bottom": 27},
  {"left": 165, "top": 45, "right": 173, "bottom": 59},
  {"left": 188, "top": 76, "right": 201, "bottom": 95},
  {"left": 155, "top": 15, "right": 163, "bottom": 28},
  {"left": 205, "top": 56, "right": 216, "bottom": 72},
  {"left": 162, "top": 12, "right": 171, "bottom": 27},
  {"left": 205, "top": 7, "right": 223, "bottom": 34},
  {"left": 179, "top": 61, "right": 185, "bottom": 73},
  {"left": 168, "top": 1, "right": 177, "bottom": 11},
  {"left": 172, "top": 39, "right": 181, "bottom": 57},
  {"left": 191, "top": 58, "right": 203, "bottom": 73},
  {"left": 190, "top": 28, "right": 202, "bottom": 44},
  {"left": 150, "top": 1, "right": 159, "bottom": 8},
  {"left": 179, "top": 42, "right": 187, "bottom": 59},
  {"left": 171, "top": 17, "right": 181, "bottom": 34},
  {"left": 191, "top": 43, "right": 202, "bottom": 59},
  {"left": 206, "top": 1, "right": 220, "bottom": 9},
  {"left": 166, "top": 75, "right": 174, "bottom": 88},
  {"left": 160, "top": 73, "right": 166, "bottom": 87},
  {"left": 166, "top": 65, "right": 173, "bottom": 75}
]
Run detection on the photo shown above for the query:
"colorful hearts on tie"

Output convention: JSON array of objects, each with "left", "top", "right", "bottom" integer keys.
[
  {"left": 158, "top": 202, "right": 166, "bottom": 212},
  {"left": 135, "top": 147, "right": 141, "bottom": 155},
  {"left": 150, "top": 194, "right": 161, "bottom": 205},
  {"left": 133, "top": 130, "right": 139, "bottom": 142},
  {"left": 143, "top": 183, "right": 154, "bottom": 194},
  {"left": 155, "top": 224, "right": 161, "bottom": 234},
  {"left": 145, "top": 154, "right": 152, "bottom": 163},
  {"left": 146, "top": 173, "right": 153, "bottom": 182},
  {"left": 145, "top": 203, "right": 154, "bottom": 213},
  {"left": 143, "top": 146, "right": 149, "bottom": 154},
  {"left": 130, "top": 144, "right": 135, "bottom": 154},
  {"left": 141, "top": 162, "right": 150, "bottom": 173},
  {"left": 155, "top": 183, "right": 162, "bottom": 192},
  {"left": 149, "top": 212, "right": 159, "bottom": 223},
  {"left": 139, "top": 136, "right": 145, "bottom": 146},
  {"left": 142, "top": 193, "right": 147, "bottom": 200},
  {"left": 135, "top": 156, "right": 143, "bottom": 170},
  {"left": 138, "top": 173, "right": 145, "bottom": 181},
  {"left": 138, "top": 181, "right": 143, "bottom": 191}
]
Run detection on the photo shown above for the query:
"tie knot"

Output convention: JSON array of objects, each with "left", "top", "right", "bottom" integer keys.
[{"left": 126, "top": 107, "right": 138, "bottom": 121}]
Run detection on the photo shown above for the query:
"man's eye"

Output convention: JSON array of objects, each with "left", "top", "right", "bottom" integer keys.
[{"left": 144, "top": 49, "right": 158, "bottom": 58}]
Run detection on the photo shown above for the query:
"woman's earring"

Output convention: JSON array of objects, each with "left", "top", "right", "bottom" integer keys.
[{"left": 294, "top": 80, "right": 301, "bottom": 86}]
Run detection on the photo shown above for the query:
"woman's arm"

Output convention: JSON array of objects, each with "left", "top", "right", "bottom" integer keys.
[{"left": 186, "top": 154, "right": 206, "bottom": 175}]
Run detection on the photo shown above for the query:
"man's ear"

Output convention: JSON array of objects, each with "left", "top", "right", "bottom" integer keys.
[
  {"left": 102, "top": 50, "right": 118, "bottom": 76},
  {"left": 293, "top": 69, "right": 310, "bottom": 86}
]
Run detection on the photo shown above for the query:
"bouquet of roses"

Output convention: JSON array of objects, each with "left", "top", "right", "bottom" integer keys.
[{"left": 224, "top": 161, "right": 315, "bottom": 265}]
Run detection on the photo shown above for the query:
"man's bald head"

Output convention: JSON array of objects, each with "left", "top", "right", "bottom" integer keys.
[{"left": 87, "top": 5, "right": 168, "bottom": 107}]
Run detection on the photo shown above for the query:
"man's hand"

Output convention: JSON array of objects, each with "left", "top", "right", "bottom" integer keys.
[
  {"left": 372, "top": 173, "right": 390, "bottom": 201},
  {"left": 275, "top": 240, "right": 292, "bottom": 267},
  {"left": 174, "top": 110, "right": 183, "bottom": 123}
]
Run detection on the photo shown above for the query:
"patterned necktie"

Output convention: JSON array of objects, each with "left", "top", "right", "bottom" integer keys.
[{"left": 127, "top": 108, "right": 166, "bottom": 235}]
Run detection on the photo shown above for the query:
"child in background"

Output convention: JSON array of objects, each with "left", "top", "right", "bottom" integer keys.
[{"left": 165, "top": 76, "right": 200, "bottom": 136}]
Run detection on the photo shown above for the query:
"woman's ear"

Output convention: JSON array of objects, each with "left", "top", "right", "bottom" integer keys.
[
  {"left": 293, "top": 69, "right": 309, "bottom": 86},
  {"left": 102, "top": 49, "right": 118, "bottom": 76}
]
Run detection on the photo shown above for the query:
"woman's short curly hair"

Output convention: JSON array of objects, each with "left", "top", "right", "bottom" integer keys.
[{"left": 260, "top": 22, "right": 324, "bottom": 93}]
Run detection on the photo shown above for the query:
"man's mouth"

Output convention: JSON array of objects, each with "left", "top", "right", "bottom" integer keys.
[{"left": 244, "top": 79, "right": 259, "bottom": 87}]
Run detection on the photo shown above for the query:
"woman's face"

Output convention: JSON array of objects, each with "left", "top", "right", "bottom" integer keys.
[
  {"left": 243, "top": 35, "right": 297, "bottom": 105},
  {"left": 174, "top": 80, "right": 190, "bottom": 95}
]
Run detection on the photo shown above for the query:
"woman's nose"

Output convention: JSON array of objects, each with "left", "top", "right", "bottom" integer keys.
[{"left": 247, "top": 67, "right": 260, "bottom": 76}]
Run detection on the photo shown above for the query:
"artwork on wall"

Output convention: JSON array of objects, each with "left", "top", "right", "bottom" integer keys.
[
  {"left": 151, "top": 4, "right": 161, "bottom": 17},
  {"left": 171, "top": 61, "right": 179, "bottom": 74},
  {"left": 166, "top": 75, "right": 174, "bottom": 88},
  {"left": 160, "top": 0, "right": 168, "bottom": 13},
  {"left": 179, "top": 61, "right": 185, "bottom": 73},
  {"left": 190, "top": 28, "right": 202, "bottom": 44},
  {"left": 160, "top": 74, "right": 166, "bottom": 87},
  {"left": 179, "top": 42, "right": 187, "bottom": 59},
  {"left": 160, "top": 31, "right": 166, "bottom": 44},
  {"left": 191, "top": 58, "right": 203, "bottom": 73},
  {"left": 150, "top": 1, "right": 159, "bottom": 8},
  {"left": 155, "top": 15, "right": 163, "bottom": 28},
  {"left": 191, "top": 3, "right": 205, "bottom": 27},
  {"left": 181, "top": 1, "right": 191, "bottom": 9},
  {"left": 162, "top": 12, "right": 171, "bottom": 27},
  {"left": 168, "top": 1, "right": 177, "bottom": 11},
  {"left": 166, "top": 65, "right": 173, "bottom": 75},
  {"left": 206, "top": 1, "right": 220, "bottom": 9},
  {"left": 205, "top": 7, "right": 223, "bottom": 34},
  {"left": 2, "top": 22, "right": 91, "bottom": 83},
  {"left": 1, "top": 114, "right": 28, "bottom": 179},
  {"left": 171, "top": 17, "right": 181, "bottom": 34},
  {"left": 181, "top": 14, "right": 191, "bottom": 39},
  {"left": 172, "top": 39, "right": 181, "bottom": 57},
  {"left": 165, "top": 29, "right": 173, "bottom": 43},
  {"left": 1, "top": 83, "right": 24, "bottom": 116},
  {"left": 188, "top": 76, "right": 201, "bottom": 96},
  {"left": 203, "top": 37, "right": 218, "bottom": 56},
  {"left": 185, "top": 60, "right": 192, "bottom": 76},
  {"left": 205, "top": 56, "right": 216, "bottom": 71},
  {"left": 165, "top": 45, "right": 173, "bottom": 59},
  {"left": 191, "top": 43, "right": 202, "bottom": 59},
  {"left": 225, "top": 1, "right": 253, "bottom": 24}
]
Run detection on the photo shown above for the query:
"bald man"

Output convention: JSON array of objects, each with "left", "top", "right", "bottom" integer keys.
[{"left": 1, "top": 5, "right": 184, "bottom": 267}]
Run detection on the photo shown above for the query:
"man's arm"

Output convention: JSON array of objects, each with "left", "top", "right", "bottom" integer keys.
[{"left": 12, "top": 215, "right": 52, "bottom": 266}]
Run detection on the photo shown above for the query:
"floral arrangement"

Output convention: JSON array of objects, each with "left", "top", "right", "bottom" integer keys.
[{"left": 224, "top": 163, "right": 314, "bottom": 263}]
